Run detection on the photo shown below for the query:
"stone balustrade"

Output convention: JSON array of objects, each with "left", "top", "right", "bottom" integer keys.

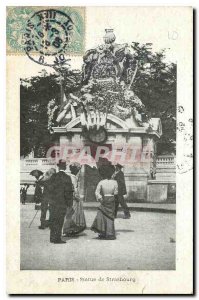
[
  {"left": 21, "top": 155, "right": 176, "bottom": 168},
  {"left": 20, "top": 155, "right": 176, "bottom": 202},
  {"left": 21, "top": 158, "right": 56, "bottom": 168},
  {"left": 156, "top": 155, "right": 176, "bottom": 167},
  {"left": 155, "top": 155, "right": 175, "bottom": 182}
]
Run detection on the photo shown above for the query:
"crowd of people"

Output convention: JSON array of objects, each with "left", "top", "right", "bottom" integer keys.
[{"left": 22, "top": 160, "right": 131, "bottom": 243}]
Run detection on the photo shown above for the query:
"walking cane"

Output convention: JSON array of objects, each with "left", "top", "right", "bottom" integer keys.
[{"left": 28, "top": 209, "right": 39, "bottom": 228}]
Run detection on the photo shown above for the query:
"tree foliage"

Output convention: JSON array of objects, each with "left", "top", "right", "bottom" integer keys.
[
  {"left": 20, "top": 46, "right": 176, "bottom": 157},
  {"left": 20, "top": 71, "right": 59, "bottom": 157},
  {"left": 132, "top": 48, "right": 176, "bottom": 154}
]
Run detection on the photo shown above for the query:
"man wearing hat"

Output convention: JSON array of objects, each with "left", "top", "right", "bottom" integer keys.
[
  {"left": 39, "top": 168, "right": 56, "bottom": 229},
  {"left": 113, "top": 164, "right": 131, "bottom": 219},
  {"left": 49, "top": 160, "right": 73, "bottom": 244}
]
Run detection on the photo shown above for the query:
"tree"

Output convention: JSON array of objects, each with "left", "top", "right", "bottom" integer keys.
[
  {"left": 21, "top": 72, "right": 58, "bottom": 157},
  {"left": 20, "top": 46, "right": 176, "bottom": 157},
  {"left": 132, "top": 48, "right": 176, "bottom": 154},
  {"left": 20, "top": 68, "right": 82, "bottom": 157}
]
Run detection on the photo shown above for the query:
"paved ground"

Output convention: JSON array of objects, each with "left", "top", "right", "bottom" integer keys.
[
  {"left": 84, "top": 202, "right": 176, "bottom": 213},
  {"left": 21, "top": 204, "right": 176, "bottom": 270}
]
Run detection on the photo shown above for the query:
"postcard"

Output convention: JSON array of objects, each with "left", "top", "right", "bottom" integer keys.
[{"left": 6, "top": 6, "right": 193, "bottom": 294}]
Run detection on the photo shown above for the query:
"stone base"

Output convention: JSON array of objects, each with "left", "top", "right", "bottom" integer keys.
[
  {"left": 125, "top": 173, "right": 148, "bottom": 202},
  {"left": 147, "top": 180, "right": 176, "bottom": 203}
]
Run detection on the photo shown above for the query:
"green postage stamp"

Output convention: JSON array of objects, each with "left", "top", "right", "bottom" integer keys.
[{"left": 6, "top": 6, "right": 85, "bottom": 56}]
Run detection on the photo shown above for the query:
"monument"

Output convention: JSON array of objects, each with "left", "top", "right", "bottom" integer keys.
[{"left": 47, "top": 30, "right": 162, "bottom": 202}]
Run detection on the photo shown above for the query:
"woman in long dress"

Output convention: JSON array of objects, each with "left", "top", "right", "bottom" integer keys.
[
  {"left": 91, "top": 165, "right": 118, "bottom": 240},
  {"left": 63, "top": 164, "right": 86, "bottom": 236}
]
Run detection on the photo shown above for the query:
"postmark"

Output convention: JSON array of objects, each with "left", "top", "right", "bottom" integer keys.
[
  {"left": 177, "top": 108, "right": 193, "bottom": 174},
  {"left": 24, "top": 9, "right": 74, "bottom": 66},
  {"left": 6, "top": 6, "right": 85, "bottom": 55}
]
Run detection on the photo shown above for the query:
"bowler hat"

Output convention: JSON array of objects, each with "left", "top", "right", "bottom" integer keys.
[{"left": 57, "top": 159, "right": 66, "bottom": 168}]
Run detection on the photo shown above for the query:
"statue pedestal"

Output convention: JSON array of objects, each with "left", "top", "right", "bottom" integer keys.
[
  {"left": 147, "top": 180, "right": 176, "bottom": 203},
  {"left": 52, "top": 114, "right": 162, "bottom": 202}
]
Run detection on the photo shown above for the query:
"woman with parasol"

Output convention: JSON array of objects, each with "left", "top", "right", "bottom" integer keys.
[{"left": 30, "top": 169, "right": 44, "bottom": 210}]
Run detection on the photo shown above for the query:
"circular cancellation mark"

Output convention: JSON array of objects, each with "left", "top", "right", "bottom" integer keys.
[{"left": 23, "top": 9, "right": 74, "bottom": 67}]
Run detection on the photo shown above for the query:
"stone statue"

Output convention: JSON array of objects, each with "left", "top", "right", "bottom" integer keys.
[
  {"left": 82, "top": 29, "right": 135, "bottom": 84},
  {"left": 52, "top": 30, "right": 150, "bottom": 130}
]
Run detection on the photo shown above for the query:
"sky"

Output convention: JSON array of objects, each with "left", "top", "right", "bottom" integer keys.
[{"left": 14, "top": 6, "right": 189, "bottom": 78}]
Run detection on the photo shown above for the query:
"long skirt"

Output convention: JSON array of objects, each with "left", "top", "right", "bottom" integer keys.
[
  {"left": 63, "top": 200, "right": 86, "bottom": 236},
  {"left": 91, "top": 195, "right": 116, "bottom": 239}
]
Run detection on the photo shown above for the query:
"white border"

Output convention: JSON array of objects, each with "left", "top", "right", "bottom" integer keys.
[{"left": 1, "top": 0, "right": 197, "bottom": 299}]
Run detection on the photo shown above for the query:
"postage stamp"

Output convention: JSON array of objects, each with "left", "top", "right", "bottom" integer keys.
[{"left": 6, "top": 6, "right": 85, "bottom": 55}]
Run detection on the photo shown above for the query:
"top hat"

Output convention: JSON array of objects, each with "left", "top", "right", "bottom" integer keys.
[{"left": 57, "top": 160, "right": 66, "bottom": 169}]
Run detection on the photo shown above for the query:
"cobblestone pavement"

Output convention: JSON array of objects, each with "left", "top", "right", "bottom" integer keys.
[{"left": 21, "top": 204, "right": 175, "bottom": 270}]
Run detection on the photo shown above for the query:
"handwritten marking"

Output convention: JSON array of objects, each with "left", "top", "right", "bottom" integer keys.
[{"left": 168, "top": 31, "right": 178, "bottom": 40}]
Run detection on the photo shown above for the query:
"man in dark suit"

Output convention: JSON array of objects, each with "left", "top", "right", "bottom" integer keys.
[
  {"left": 113, "top": 164, "right": 131, "bottom": 219},
  {"left": 49, "top": 160, "right": 73, "bottom": 244}
]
